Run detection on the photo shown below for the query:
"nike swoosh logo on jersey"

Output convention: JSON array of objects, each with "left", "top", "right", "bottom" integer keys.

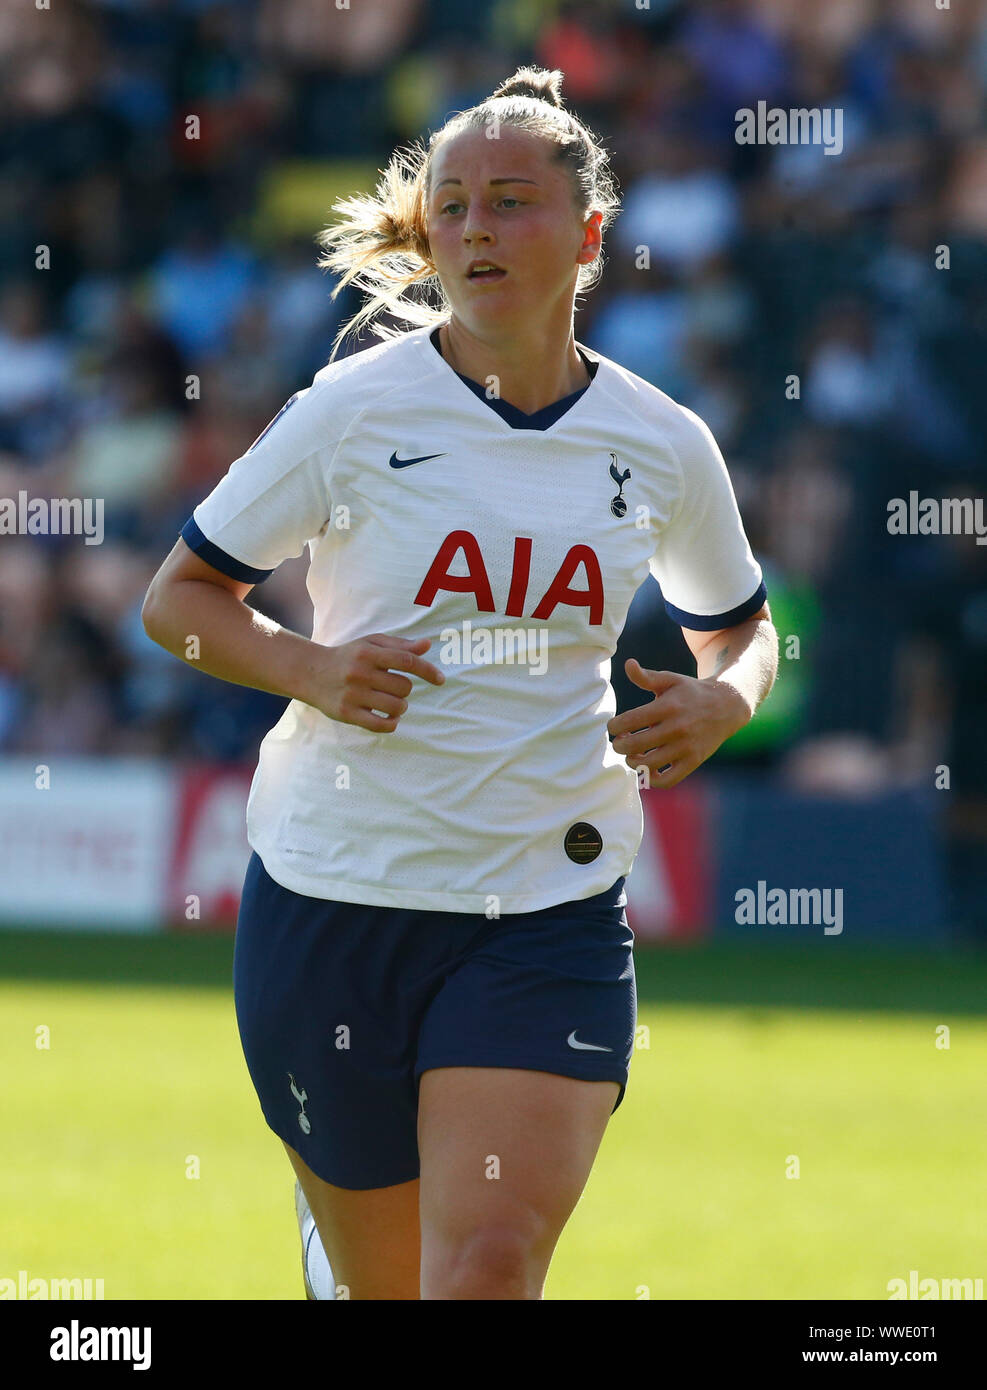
[
  {"left": 567, "top": 1031, "right": 614, "bottom": 1053},
  {"left": 388, "top": 451, "right": 448, "bottom": 468}
]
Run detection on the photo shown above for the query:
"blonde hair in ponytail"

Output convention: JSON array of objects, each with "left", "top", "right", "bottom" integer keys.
[{"left": 315, "top": 65, "right": 620, "bottom": 362}]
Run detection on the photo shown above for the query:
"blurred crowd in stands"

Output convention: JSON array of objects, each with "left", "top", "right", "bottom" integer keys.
[{"left": 0, "top": 0, "right": 985, "bottom": 924}]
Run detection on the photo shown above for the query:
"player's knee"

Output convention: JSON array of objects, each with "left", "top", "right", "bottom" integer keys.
[{"left": 425, "top": 1221, "right": 547, "bottom": 1300}]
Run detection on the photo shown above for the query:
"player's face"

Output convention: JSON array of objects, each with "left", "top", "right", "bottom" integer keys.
[{"left": 426, "top": 126, "right": 599, "bottom": 333}]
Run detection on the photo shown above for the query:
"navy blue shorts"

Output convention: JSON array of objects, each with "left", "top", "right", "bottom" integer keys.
[{"left": 232, "top": 852, "right": 637, "bottom": 1190}]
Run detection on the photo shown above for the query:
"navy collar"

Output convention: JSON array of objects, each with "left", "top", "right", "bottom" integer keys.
[{"left": 429, "top": 326, "right": 597, "bottom": 431}]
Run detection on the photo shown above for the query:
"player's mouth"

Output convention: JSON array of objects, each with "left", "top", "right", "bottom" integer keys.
[{"left": 466, "top": 260, "right": 507, "bottom": 283}]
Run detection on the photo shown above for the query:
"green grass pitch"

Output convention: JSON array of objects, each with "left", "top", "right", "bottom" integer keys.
[{"left": 1, "top": 930, "right": 985, "bottom": 1300}]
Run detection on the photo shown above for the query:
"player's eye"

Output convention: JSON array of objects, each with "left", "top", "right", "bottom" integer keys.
[
  {"left": 499, "top": 197, "right": 521, "bottom": 208},
  {"left": 440, "top": 202, "right": 464, "bottom": 215}
]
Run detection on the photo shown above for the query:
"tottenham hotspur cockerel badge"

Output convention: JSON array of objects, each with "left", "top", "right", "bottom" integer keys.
[{"left": 609, "top": 452, "right": 631, "bottom": 518}]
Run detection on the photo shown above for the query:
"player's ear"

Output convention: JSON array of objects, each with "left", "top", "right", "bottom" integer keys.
[{"left": 577, "top": 211, "right": 603, "bottom": 264}]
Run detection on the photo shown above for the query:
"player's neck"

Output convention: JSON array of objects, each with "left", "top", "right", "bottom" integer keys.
[{"left": 439, "top": 320, "right": 590, "bottom": 416}]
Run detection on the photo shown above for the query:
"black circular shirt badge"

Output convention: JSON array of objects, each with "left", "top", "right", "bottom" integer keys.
[{"left": 564, "top": 822, "right": 603, "bottom": 864}]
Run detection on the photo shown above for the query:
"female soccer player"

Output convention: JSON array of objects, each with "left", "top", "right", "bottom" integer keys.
[{"left": 142, "top": 66, "right": 778, "bottom": 1300}]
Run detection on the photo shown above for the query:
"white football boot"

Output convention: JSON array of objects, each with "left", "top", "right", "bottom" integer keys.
[{"left": 294, "top": 1178, "right": 336, "bottom": 1300}]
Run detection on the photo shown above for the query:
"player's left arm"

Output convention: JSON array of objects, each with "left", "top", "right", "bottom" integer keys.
[{"left": 608, "top": 602, "right": 778, "bottom": 788}]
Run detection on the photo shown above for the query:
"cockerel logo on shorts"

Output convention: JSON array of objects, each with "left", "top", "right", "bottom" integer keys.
[{"left": 288, "top": 1072, "right": 312, "bottom": 1135}]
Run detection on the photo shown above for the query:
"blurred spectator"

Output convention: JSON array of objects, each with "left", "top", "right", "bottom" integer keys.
[
  {"left": 613, "top": 135, "right": 740, "bottom": 274},
  {"left": 803, "top": 300, "right": 897, "bottom": 428},
  {"left": 0, "top": 284, "right": 74, "bottom": 459},
  {"left": 535, "top": 2, "right": 626, "bottom": 106},
  {"left": 69, "top": 361, "right": 182, "bottom": 538},
  {"left": 677, "top": 0, "right": 790, "bottom": 114},
  {"left": 588, "top": 256, "right": 693, "bottom": 396},
  {"left": 145, "top": 214, "right": 260, "bottom": 361}
]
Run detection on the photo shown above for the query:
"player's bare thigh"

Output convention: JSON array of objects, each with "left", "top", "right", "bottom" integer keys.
[
  {"left": 417, "top": 1067, "right": 620, "bottom": 1300},
  {"left": 283, "top": 1142, "right": 421, "bottom": 1300}
]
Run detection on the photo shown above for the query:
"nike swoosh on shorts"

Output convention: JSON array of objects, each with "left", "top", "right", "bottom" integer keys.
[{"left": 566, "top": 1031, "right": 614, "bottom": 1052}]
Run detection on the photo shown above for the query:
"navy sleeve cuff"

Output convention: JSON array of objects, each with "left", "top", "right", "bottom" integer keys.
[
  {"left": 664, "top": 580, "right": 767, "bottom": 631},
  {"left": 180, "top": 517, "right": 274, "bottom": 584}
]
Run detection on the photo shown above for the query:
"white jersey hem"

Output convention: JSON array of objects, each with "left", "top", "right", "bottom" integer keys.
[{"left": 248, "top": 839, "right": 632, "bottom": 915}]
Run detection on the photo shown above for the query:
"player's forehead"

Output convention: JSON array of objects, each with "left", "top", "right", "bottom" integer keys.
[{"left": 429, "top": 126, "right": 563, "bottom": 195}]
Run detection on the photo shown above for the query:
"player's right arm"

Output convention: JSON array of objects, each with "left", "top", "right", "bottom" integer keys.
[{"left": 141, "top": 537, "right": 444, "bottom": 734}]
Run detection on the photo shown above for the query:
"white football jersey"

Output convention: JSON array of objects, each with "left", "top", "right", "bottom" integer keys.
[{"left": 183, "top": 323, "right": 765, "bottom": 913}]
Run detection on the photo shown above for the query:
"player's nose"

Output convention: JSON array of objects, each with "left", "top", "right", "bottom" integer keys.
[{"left": 462, "top": 212, "right": 494, "bottom": 244}]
